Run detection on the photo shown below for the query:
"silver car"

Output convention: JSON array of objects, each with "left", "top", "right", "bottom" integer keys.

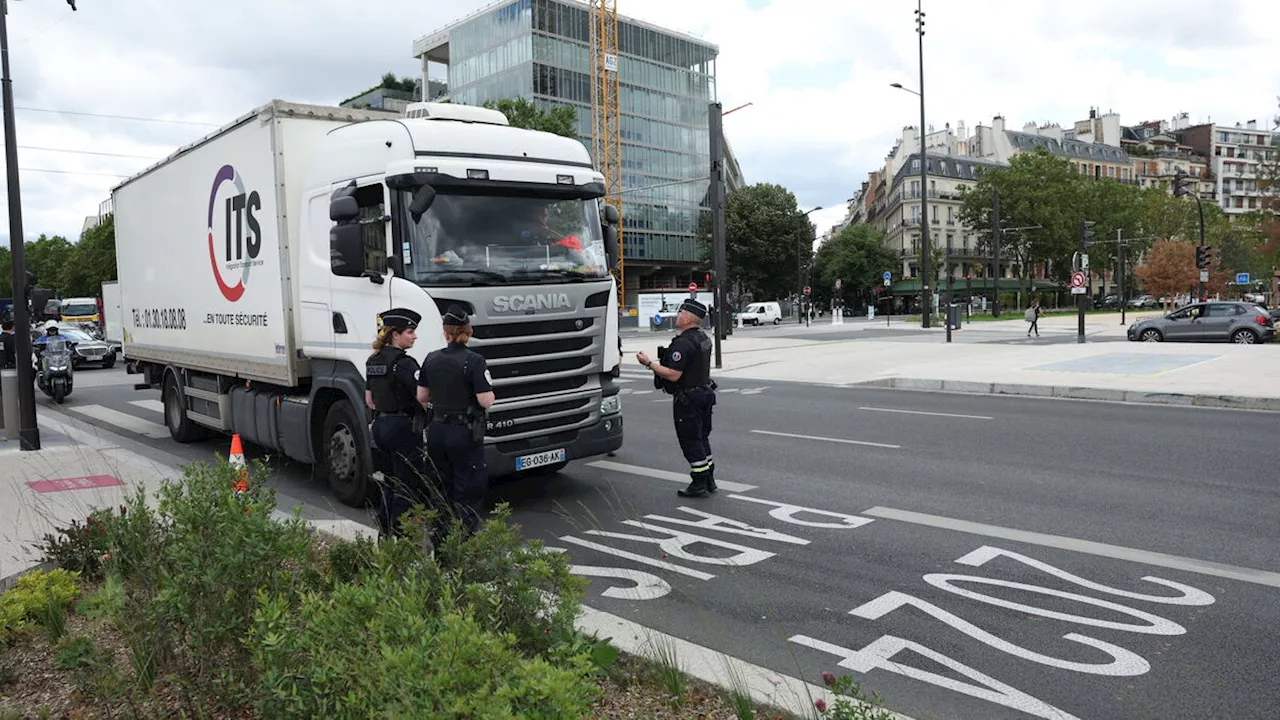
[{"left": 1126, "top": 301, "right": 1275, "bottom": 344}]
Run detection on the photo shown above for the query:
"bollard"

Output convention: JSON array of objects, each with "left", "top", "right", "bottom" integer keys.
[{"left": 1, "top": 370, "right": 19, "bottom": 441}]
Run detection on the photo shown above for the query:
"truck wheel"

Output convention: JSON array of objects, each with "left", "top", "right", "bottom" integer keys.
[
  {"left": 162, "top": 372, "right": 205, "bottom": 443},
  {"left": 321, "top": 401, "right": 369, "bottom": 507}
]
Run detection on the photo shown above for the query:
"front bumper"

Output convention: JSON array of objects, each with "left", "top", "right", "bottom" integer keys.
[{"left": 485, "top": 413, "right": 624, "bottom": 478}]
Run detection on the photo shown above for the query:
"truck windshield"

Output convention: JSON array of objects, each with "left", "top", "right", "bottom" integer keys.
[
  {"left": 401, "top": 192, "right": 610, "bottom": 285},
  {"left": 62, "top": 303, "right": 97, "bottom": 316}
]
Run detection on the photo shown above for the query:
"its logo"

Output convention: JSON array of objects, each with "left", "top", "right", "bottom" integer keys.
[
  {"left": 491, "top": 293, "right": 572, "bottom": 314},
  {"left": 206, "top": 164, "right": 263, "bottom": 302}
]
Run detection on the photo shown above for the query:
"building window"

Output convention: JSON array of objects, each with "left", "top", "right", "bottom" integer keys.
[
  {"left": 911, "top": 159, "right": 920, "bottom": 172},
  {"left": 910, "top": 180, "right": 920, "bottom": 197}
]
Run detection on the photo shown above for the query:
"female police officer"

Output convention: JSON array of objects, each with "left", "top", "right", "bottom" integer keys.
[
  {"left": 416, "top": 305, "right": 495, "bottom": 535},
  {"left": 365, "top": 307, "right": 428, "bottom": 538}
]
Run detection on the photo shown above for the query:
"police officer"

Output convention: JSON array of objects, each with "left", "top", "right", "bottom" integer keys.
[
  {"left": 365, "top": 307, "right": 428, "bottom": 539},
  {"left": 416, "top": 305, "right": 495, "bottom": 535},
  {"left": 636, "top": 298, "right": 717, "bottom": 498}
]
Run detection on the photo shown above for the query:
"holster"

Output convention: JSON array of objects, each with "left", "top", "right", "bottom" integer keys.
[{"left": 468, "top": 408, "right": 487, "bottom": 444}]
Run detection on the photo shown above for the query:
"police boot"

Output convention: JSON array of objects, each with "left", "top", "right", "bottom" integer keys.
[
  {"left": 705, "top": 459, "right": 717, "bottom": 493},
  {"left": 677, "top": 470, "right": 711, "bottom": 498}
]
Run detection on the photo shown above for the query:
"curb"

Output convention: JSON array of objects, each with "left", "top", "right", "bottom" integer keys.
[{"left": 856, "top": 377, "right": 1280, "bottom": 412}]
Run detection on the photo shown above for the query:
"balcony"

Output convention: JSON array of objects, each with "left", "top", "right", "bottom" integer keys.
[
  {"left": 907, "top": 189, "right": 940, "bottom": 199},
  {"left": 946, "top": 219, "right": 956, "bottom": 226}
]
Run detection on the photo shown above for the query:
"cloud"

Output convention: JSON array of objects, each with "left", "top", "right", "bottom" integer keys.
[{"left": 2, "top": 0, "right": 1277, "bottom": 251}]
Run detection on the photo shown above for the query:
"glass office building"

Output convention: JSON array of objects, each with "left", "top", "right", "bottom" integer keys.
[{"left": 413, "top": 0, "right": 727, "bottom": 302}]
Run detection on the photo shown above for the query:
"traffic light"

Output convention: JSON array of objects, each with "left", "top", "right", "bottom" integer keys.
[
  {"left": 1079, "top": 220, "right": 1096, "bottom": 250},
  {"left": 1172, "top": 169, "right": 1192, "bottom": 198},
  {"left": 1195, "top": 245, "right": 1215, "bottom": 269}
]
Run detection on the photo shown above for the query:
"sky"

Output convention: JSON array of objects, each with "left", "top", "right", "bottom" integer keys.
[{"left": 2, "top": 0, "right": 1278, "bottom": 251}]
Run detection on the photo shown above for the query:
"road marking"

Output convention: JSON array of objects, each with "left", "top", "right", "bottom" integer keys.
[
  {"left": 130, "top": 399, "right": 165, "bottom": 414},
  {"left": 859, "top": 406, "right": 993, "bottom": 420},
  {"left": 585, "top": 460, "right": 756, "bottom": 492},
  {"left": 863, "top": 506, "right": 1280, "bottom": 589},
  {"left": 615, "top": 378, "right": 636, "bottom": 384},
  {"left": 740, "top": 386, "right": 768, "bottom": 395},
  {"left": 70, "top": 404, "right": 171, "bottom": 439},
  {"left": 631, "top": 389, "right": 654, "bottom": 395},
  {"left": 560, "top": 536, "right": 715, "bottom": 580},
  {"left": 750, "top": 429, "right": 901, "bottom": 449}
]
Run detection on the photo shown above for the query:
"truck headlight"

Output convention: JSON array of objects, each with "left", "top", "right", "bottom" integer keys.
[{"left": 600, "top": 395, "right": 621, "bottom": 415}]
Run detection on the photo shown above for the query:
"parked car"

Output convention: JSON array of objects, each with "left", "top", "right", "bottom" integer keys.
[
  {"left": 1126, "top": 301, "right": 1274, "bottom": 344},
  {"left": 1128, "top": 295, "right": 1160, "bottom": 309}
]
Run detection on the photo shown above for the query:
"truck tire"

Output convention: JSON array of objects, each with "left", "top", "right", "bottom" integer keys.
[
  {"left": 162, "top": 372, "right": 205, "bottom": 443},
  {"left": 321, "top": 400, "right": 370, "bottom": 507}
]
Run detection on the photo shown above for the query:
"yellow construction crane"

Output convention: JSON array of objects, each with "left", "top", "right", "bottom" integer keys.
[{"left": 589, "top": 0, "right": 623, "bottom": 309}]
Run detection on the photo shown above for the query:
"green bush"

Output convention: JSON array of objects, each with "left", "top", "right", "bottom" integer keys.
[
  {"left": 0, "top": 568, "right": 81, "bottom": 637},
  {"left": 37, "top": 509, "right": 115, "bottom": 580},
  {"left": 76, "top": 571, "right": 126, "bottom": 621},
  {"left": 53, "top": 635, "right": 100, "bottom": 670},
  {"left": 248, "top": 574, "right": 595, "bottom": 719},
  {"left": 436, "top": 503, "right": 589, "bottom": 656}
]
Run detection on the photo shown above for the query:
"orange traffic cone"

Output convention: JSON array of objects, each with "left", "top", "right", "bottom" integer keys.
[{"left": 229, "top": 434, "right": 248, "bottom": 494}]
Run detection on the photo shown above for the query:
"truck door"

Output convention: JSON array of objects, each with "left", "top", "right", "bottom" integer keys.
[{"left": 330, "top": 179, "right": 391, "bottom": 354}]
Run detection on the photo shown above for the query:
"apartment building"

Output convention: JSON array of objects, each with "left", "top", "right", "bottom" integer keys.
[{"left": 1178, "top": 120, "right": 1279, "bottom": 216}]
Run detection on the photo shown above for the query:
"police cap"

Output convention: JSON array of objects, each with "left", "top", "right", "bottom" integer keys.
[
  {"left": 441, "top": 304, "right": 471, "bottom": 326},
  {"left": 380, "top": 307, "right": 421, "bottom": 330},
  {"left": 678, "top": 298, "right": 707, "bottom": 319}
]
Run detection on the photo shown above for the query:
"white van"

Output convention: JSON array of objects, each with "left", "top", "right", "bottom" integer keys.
[{"left": 738, "top": 301, "right": 782, "bottom": 325}]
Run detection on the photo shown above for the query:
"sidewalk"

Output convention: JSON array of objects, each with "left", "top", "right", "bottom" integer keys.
[
  {"left": 626, "top": 313, "right": 1280, "bottom": 411},
  {"left": 0, "top": 416, "right": 180, "bottom": 587},
  {"left": 1, "top": 412, "right": 378, "bottom": 590}
]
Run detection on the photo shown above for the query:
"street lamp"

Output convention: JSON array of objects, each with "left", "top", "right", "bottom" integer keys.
[
  {"left": 888, "top": 1, "right": 930, "bottom": 329},
  {"left": 1, "top": 0, "right": 75, "bottom": 451},
  {"left": 797, "top": 206, "right": 822, "bottom": 325}
]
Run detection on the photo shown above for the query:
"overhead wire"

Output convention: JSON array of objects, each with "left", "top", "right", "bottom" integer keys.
[
  {"left": 1, "top": 144, "right": 157, "bottom": 160},
  {"left": 13, "top": 106, "right": 218, "bottom": 127}
]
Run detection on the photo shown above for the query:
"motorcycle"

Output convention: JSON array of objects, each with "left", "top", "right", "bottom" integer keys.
[{"left": 36, "top": 337, "right": 74, "bottom": 404}]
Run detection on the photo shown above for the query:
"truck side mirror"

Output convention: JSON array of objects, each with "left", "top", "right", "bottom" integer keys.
[
  {"left": 330, "top": 196, "right": 359, "bottom": 222},
  {"left": 603, "top": 224, "right": 619, "bottom": 269},
  {"left": 408, "top": 185, "right": 437, "bottom": 223},
  {"left": 330, "top": 223, "right": 365, "bottom": 278},
  {"left": 601, "top": 202, "right": 620, "bottom": 225}
]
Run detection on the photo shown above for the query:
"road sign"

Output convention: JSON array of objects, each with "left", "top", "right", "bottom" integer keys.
[
  {"left": 1200, "top": 270, "right": 1210, "bottom": 283},
  {"left": 803, "top": 286, "right": 811, "bottom": 295},
  {"left": 883, "top": 271, "right": 892, "bottom": 282},
  {"left": 1236, "top": 272, "right": 1251, "bottom": 284},
  {"left": 835, "top": 278, "right": 842, "bottom": 290},
  {"left": 687, "top": 281, "right": 697, "bottom": 293},
  {"left": 1070, "top": 271, "right": 1087, "bottom": 295}
]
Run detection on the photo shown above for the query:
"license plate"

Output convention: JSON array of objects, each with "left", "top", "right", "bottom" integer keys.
[{"left": 515, "top": 448, "right": 566, "bottom": 471}]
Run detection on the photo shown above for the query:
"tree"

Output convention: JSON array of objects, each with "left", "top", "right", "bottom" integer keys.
[
  {"left": 379, "top": 72, "right": 418, "bottom": 94},
  {"left": 61, "top": 214, "right": 116, "bottom": 297},
  {"left": 1134, "top": 240, "right": 1200, "bottom": 306},
  {"left": 811, "top": 224, "right": 897, "bottom": 308},
  {"left": 700, "top": 183, "right": 813, "bottom": 303},
  {"left": 958, "top": 149, "right": 1091, "bottom": 298},
  {"left": 481, "top": 98, "right": 578, "bottom": 139}
]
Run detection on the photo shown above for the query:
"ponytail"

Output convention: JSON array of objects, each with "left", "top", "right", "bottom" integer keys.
[
  {"left": 444, "top": 323, "right": 473, "bottom": 345},
  {"left": 370, "top": 325, "right": 397, "bottom": 356}
]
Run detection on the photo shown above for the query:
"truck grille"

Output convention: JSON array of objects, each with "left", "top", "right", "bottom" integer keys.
[{"left": 468, "top": 313, "right": 605, "bottom": 443}]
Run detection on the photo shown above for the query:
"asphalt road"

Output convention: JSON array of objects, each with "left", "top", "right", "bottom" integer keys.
[{"left": 40, "top": 365, "right": 1280, "bottom": 720}]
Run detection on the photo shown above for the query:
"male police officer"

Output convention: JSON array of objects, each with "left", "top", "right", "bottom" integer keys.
[
  {"left": 636, "top": 298, "right": 717, "bottom": 497},
  {"left": 417, "top": 305, "right": 496, "bottom": 535}
]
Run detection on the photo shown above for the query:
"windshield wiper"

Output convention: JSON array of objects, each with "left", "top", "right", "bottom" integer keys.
[
  {"left": 511, "top": 268, "right": 594, "bottom": 280},
  {"left": 425, "top": 269, "right": 508, "bottom": 283}
]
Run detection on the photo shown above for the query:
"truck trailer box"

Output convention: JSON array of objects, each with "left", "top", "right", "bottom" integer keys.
[{"left": 112, "top": 101, "right": 391, "bottom": 386}]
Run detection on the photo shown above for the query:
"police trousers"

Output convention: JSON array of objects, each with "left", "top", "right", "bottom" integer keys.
[
  {"left": 370, "top": 414, "right": 432, "bottom": 538},
  {"left": 426, "top": 421, "right": 488, "bottom": 534},
  {"left": 672, "top": 387, "right": 715, "bottom": 484}
]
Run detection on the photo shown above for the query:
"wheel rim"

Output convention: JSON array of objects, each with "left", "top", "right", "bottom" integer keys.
[
  {"left": 166, "top": 386, "right": 182, "bottom": 430},
  {"left": 328, "top": 422, "right": 358, "bottom": 481},
  {"left": 1142, "top": 330, "right": 1160, "bottom": 342},
  {"left": 1234, "top": 331, "right": 1255, "bottom": 344}
]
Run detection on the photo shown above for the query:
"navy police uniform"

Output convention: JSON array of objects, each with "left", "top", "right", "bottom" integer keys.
[
  {"left": 658, "top": 299, "right": 717, "bottom": 497},
  {"left": 366, "top": 307, "right": 428, "bottom": 538},
  {"left": 419, "top": 305, "right": 493, "bottom": 534}
]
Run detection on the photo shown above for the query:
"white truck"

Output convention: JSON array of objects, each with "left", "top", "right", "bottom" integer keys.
[{"left": 112, "top": 99, "right": 625, "bottom": 506}]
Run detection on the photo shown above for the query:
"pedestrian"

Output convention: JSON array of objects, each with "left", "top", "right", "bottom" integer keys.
[
  {"left": 1025, "top": 300, "right": 1041, "bottom": 337},
  {"left": 417, "top": 305, "right": 495, "bottom": 536},
  {"left": 636, "top": 298, "right": 717, "bottom": 498},
  {"left": 365, "top": 307, "right": 429, "bottom": 540},
  {"left": 0, "top": 321, "right": 15, "bottom": 369}
]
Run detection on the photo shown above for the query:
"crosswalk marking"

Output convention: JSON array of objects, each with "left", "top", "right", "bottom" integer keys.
[
  {"left": 130, "top": 399, "right": 165, "bottom": 414},
  {"left": 586, "top": 460, "right": 757, "bottom": 493},
  {"left": 70, "top": 404, "right": 171, "bottom": 439}
]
